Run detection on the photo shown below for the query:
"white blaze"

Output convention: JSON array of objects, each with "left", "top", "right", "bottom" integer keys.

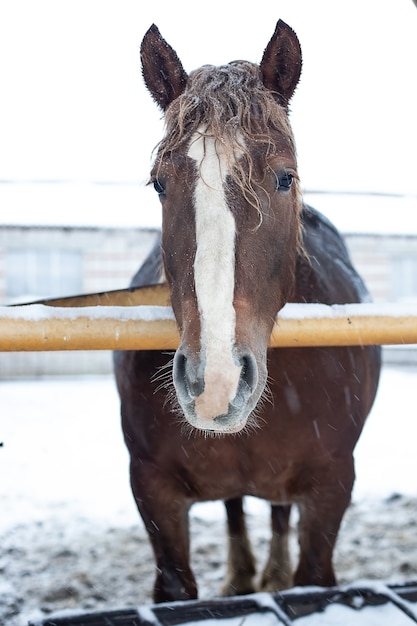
[{"left": 187, "top": 134, "right": 242, "bottom": 420}]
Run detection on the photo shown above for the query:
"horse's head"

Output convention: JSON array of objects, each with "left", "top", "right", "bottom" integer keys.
[{"left": 141, "top": 21, "right": 302, "bottom": 434}]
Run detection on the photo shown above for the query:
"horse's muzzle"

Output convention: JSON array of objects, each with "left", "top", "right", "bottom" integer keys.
[{"left": 172, "top": 347, "right": 262, "bottom": 433}]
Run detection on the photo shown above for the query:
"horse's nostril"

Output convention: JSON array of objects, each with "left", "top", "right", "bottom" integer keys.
[
  {"left": 240, "top": 353, "right": 258, "bottom": 393},
  {"left": 173, "top": 350, "right": 204, "bottom": 399},
  {"left": 174, "top": 351, "right": 186, "bottom": 380},
  {"left": 173, "top": 351, "right": 188, "bottom": 396}
]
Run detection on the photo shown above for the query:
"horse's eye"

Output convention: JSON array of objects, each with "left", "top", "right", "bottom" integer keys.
[
  {"left": 153, "top": 178, "right": 165, "bottom": 195},
  {"left": 276, "top": 172, "right": 294, "bottom": 192}
]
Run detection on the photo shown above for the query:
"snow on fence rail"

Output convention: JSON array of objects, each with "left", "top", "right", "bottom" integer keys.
[{"left": 1, "top": 302, "right": 417, "bottom": 351}]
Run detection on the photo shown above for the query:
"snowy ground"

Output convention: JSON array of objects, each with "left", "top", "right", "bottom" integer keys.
[{"left": 1, "top": 365, "right": 417, "bottom": 625}]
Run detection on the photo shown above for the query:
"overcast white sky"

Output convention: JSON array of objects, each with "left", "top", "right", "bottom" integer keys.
[{"left": 0, "top": 0, "right": 416, "bottom": 228}]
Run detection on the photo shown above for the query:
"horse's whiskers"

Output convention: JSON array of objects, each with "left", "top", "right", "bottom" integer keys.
[
  {"left": 262, "top": 378, "right": 275, "bottom": 408},
  {"left": 152, "top": 357, "right": 174, "bottom": 394},
  {"left": 151, "top": 355, "right": 174, "bottom": 380},
  {"left": 163, "top": 386, "right": 179, "bottom": 412}
]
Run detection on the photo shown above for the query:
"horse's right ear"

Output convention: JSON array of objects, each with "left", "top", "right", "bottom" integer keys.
[
  {"left": 260, "top": 20, "right": 302, "bottom": 106},
  {"left": 140, "top": 25, "right": 188, "bottom": 111}
]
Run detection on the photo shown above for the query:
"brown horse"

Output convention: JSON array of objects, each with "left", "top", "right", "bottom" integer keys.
[{"left": 114, "top": 20, "right": 381, "bottom": 603}]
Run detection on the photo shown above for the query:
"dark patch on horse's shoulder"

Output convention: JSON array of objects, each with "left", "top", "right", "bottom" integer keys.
[
  {"left": 298, "top": 202, "right": 372, "bottom": 305},
  {"left": 300, "top": 203, "right": 350, "bottom": 265},
  {"left": 301, "top": 203, "right": 338, "bottom": 236},
  {"left": 300, "top": 204, "right": 320, "bottom": 228}
]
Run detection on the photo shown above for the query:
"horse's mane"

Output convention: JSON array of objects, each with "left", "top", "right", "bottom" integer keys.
[{"left": 155, "top": 61, "right": 302, "bottom": 228}]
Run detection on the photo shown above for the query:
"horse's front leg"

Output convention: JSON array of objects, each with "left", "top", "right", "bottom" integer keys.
[
  {"left": 221, "top": 497, "right": 256, "bottom": 596},
  {"left": 294, "top": 462, "right": 354, "bottom": 587},
  {"left": 130, "top": 460, "right": 197, "bottom": 603},
  {"left": 260, "top": 504, "right": 292, "bottom": 591}
]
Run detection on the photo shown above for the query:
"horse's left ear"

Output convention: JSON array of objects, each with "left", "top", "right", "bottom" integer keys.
[
  {"left": 260, "top": 20, "right": 302, "bottom": 105},
  {"left": 140, "top": 24, "right": 188, "bottom": 111}
]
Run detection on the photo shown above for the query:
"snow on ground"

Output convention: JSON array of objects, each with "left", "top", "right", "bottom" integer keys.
[{"left": 1, "top": 365, "right": 417, "bottom": 625}]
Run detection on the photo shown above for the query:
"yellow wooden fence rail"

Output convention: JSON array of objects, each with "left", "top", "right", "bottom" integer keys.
[{"left": 1, "top": 299, "right": 417, "bottom": 351}]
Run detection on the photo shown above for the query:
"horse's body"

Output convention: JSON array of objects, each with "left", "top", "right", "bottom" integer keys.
[{"left": 114, "top": 21, "right": 381, "bottom": 603}]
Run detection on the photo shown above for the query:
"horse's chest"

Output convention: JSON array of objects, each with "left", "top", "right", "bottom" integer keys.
[{"left": 175, "top": 436, "right": 303, "bottom": 502}]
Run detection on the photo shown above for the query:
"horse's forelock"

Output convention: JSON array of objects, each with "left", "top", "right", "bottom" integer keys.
[{"left": 158, "top": 61, "right": 296, "bottom": 159}]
